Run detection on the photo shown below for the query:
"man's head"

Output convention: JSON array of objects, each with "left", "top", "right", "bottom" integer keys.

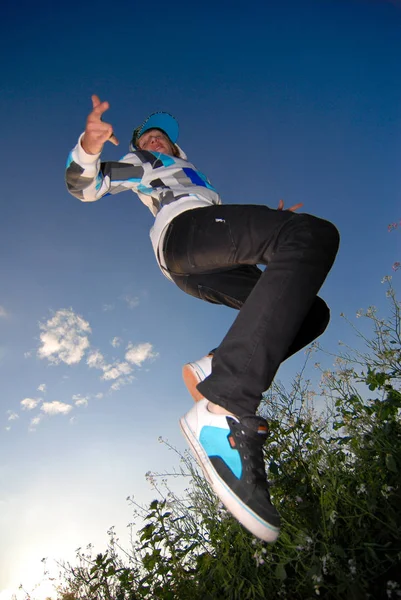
[
  {"left": 136, "top": 128, "right": 179, "bottom": 156},
  {"left": 131, "top": 112, "right": 180, "bottom": 157}
]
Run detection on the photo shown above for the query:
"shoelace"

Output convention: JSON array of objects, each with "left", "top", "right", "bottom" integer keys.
[{"left": 229, "top": 419, "right": 270, "bottom": 487}]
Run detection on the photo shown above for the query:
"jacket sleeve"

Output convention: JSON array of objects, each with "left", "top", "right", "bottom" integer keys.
[{"left": 65, "top": 134, "right": 145, "bottom": 202}]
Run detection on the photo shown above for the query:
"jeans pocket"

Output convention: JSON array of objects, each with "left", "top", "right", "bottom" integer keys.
[{"left": 187, "top": 214, "right": 237, "bottom": 271}]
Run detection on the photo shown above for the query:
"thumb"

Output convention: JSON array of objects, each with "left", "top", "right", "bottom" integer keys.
[{"left": 108, "top": 133, "right": 119, "bottom": 146}]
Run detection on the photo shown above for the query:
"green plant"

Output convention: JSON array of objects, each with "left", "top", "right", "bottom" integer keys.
[{"left": 29, "top": 278, "right": 401, "bottom": 600}]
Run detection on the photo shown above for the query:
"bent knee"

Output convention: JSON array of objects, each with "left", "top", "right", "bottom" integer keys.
[{"left": 299, "top": 214, "right": 340, "bottom": 255}]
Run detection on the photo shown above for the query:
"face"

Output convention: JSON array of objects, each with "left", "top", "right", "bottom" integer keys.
[{"left": 137, "top": 128, "right": 175, "bottom": 155}]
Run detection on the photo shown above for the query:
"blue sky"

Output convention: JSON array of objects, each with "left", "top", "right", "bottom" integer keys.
[{"left": 1, "top": 0, "right": 400, "bottom": 596}]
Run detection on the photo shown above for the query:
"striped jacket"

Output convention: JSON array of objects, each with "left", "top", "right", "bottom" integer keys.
[{"left": 65, "top": 135, "right": 222, "bottom": 277}]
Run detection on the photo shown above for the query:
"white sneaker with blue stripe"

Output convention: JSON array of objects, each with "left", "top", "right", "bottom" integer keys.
[
  {"left": 182, "top": 354, "right": 213, "bottom": 402},
  {"left": 179, "top": 399, "right": 280, "bottom": 542}
]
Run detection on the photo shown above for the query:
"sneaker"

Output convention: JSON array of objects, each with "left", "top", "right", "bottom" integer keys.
[
  {"left": 179, "top": 399, "right": 280, "bottom": 542},
  {"left": 182, "top": 354, "right": 213, "bottom": 402}
]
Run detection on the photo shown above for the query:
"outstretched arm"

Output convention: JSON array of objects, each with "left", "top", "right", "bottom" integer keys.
[{"left": 65, "top": 96, "right": 143, "bottom": 202}]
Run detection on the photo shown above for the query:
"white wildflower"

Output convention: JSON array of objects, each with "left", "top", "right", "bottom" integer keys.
[
  {"left": 145, "top": 471, "right": 156, "bottom": 487},
  {"left": 312, "top": 575, "right": 322, "bottom": 595},
  {"left": 381, "top": 485, "right": 394, "bottom": 499},
  {"left": 253, "top": 551, "right": 265, "bottom": 566},
  {"left": 366, "top": 305, "right": 377, "bottom": 317},
  {"left": 348, "top": 558, "right": 356, "bottom": 576},
  {"left": 334, "top": 356, "right": 346, "bottom": 366},
  {"left": 356, "top": 483, "right": 367, "bottom": 495},
  {"left": 321, "top": 554, "right": 331, "bottom": 575},
  {"left": 387, "top": 580, "right": 400, "bottom": 598}
]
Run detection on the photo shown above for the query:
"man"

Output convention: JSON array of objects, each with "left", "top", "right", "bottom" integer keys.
[{"left": 66, "top": 95, "right": 339, "bottom": 542}]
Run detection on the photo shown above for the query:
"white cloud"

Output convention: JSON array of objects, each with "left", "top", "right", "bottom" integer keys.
[
  {"left": 94, "top": 392, "right": 103, "bottom": 399},
  {"left": 87, "top": 349, "right": 134, "bottom": 390},
  {"left": 86, "top": 342, "right": 157, "bottom": 390},
  {"left": 87, "top": 350, "right": 106, "bottom": 369},
  {"left": 102, "top": 362, "right": 132, "bottom": 381},
  {"left": 7, "top": 411, "right": 19, "bottom": 421},
  {"left": 29, "top": 415, "right": 42, "bottom": 431},
  {"left": 37, "top": 383, "right": 46, "bottom": 393},
  {"left": 109, "top": 376, "right": 135, "bottom": 391},
  {"left": 111, "top": 337, "right": 122, "bottom": 348},
  {"left": 37, "top": 309, "right": 91, "bottom": 365},
  {"left": 5, "top": 426, "right": 11, "bottom": 432},
  {"left": 75, "top": 399, "right": 88, "bottom": 407},
  {"left": 123, "top": 295, "right": 139, "bottom": 309},
  {"left": 72, "top": 394, "right": 89, "bottom": 407},
  {"left": 102, "top": 304, "right": 115, "bottom": 312},
  {"left": 41, "top": 401, "right": 73, "bottom": 416},
  {"left": 21, "top": 398, "right": 40, "bottom": 411},
  {"left": 0, "top": 306, "right": 7, "bottom": 318},
  {"left": 125, "top": 342, "right": 158, "bottom": 366}
]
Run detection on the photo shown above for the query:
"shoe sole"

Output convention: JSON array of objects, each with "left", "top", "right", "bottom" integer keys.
[
  {"left": 179, "top": 414, "right": 280, "bottom": 543},
  {"left": 182, "top": 363, "right": 205, "bottom": 402}
]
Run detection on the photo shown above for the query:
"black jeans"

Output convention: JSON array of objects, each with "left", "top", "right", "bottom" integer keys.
[{"left": 163, "top": 204, "right": 340, "bottom": 416}]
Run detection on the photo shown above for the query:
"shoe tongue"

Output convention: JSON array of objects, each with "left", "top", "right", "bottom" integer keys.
[{"left": 239, "top": 415, "right": 269, "bottom": 440}]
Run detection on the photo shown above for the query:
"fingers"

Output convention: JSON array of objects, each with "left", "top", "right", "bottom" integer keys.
[
  {"left": 277, "top": 199, "right": 304, "bottom": 212},
  {"left": 109, "top": 133, "right": 119, "bottom": 146},
  {"left": 90, "top": 94, "right": 110, "bottom": 120},
  {"left": 82, "top": 95, "right": 118, "bottom": 154},
  {"left": 91, "top": 94, "right": 101, "bottom": 109},
  {"left": 85, "top": 117, "right": 113, "bottom": 142},
  {"left": 288, "top": 202, "right": 304, "bottom": 212}
]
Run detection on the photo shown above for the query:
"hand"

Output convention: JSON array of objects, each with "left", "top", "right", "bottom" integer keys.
[
  {"left": 277, "top": 199, "right": 304, "bottom": 212},
  {"left": 81, "top": 94, "right": 119, "bottom": 155}
]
